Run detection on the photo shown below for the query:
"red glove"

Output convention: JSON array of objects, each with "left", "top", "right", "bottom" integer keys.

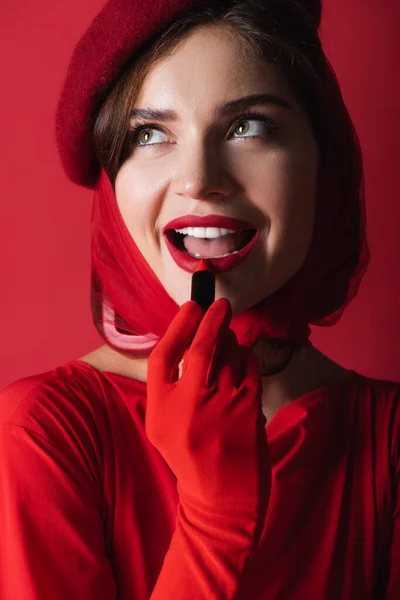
[{"left": 146, "top": 299, "right": 270, "bottom": 598}]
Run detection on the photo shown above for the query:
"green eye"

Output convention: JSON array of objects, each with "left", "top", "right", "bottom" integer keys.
[
  {"left": 135, "top": 127, "right": 166, "bottom": 146},
  {"left": 235, "top": 121, "right": 251, "bottom": 136},
  {"left": 139, "top": 130, "right": 153, "bottom": 144},
  {"left": 232, "top": 116, "right": 279, "bottom": 139},
  {"left": 128, "top": 122, "right": 166, "bottom": 147}
]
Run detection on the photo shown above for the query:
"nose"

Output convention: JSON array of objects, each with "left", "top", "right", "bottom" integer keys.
[{"left": 172, "top": 143, "right": 237, "bottom": 202}]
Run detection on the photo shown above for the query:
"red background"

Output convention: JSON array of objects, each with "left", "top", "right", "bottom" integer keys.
[{"left": 0, "top": 0, "right": 399, "bottom": 390}]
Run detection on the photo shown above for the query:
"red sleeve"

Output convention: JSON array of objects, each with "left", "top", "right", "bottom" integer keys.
[
  {"left": 0, "top": 376, "right": 261, "bottom": 600},
  {"left": 0, "top": 380, "right": 118, "bottom": 600},
  {"left": 149, "top": 497, "right": 260, "bottom": 599},
  {"left": 0, "top": 429, "right": 258, "bottom": 600},
  {"left": 378, "top": 386, "right": 400, "bottom": 598},
  {"left": 384, "top": 458, "right": 400, "bottom": 597}
]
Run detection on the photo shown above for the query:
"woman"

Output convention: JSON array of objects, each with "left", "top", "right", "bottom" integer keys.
[{"left": 0, "top": 0, "right": 399, "bottom": 598}]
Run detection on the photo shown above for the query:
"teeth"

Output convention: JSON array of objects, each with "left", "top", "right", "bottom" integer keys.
[
  {"left": 174, "top": 226, "right": 236, "bottom": 238},
  {"left": 191, "top": 250, "right": 240, "bottom": 259}
]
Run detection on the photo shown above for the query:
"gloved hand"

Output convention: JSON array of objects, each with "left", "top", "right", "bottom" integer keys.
[{"left": 146, "top": 298, "right": 271, "bottom": 522}]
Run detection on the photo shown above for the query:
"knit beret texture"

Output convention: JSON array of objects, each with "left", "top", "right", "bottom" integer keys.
[{"left": 56, "top": 0, "right": 322, "bottom": 189}]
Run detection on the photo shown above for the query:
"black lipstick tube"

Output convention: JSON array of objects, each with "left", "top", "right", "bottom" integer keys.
[{"left": 190, "top": 259, "right": 215, "bottom": 311}]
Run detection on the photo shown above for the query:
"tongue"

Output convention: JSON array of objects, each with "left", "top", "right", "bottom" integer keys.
[{"left": 183, "top": 231, "right": 250, "bottom": 258}]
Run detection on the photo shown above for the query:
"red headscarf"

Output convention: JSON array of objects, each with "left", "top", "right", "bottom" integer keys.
[{"left": 90, "top": 154, "right": 370, "bottom": 354}]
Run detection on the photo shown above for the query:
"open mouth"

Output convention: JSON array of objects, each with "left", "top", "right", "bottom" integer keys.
[{"left": 165, "top": 227, "right": 257, "bottom": 259}]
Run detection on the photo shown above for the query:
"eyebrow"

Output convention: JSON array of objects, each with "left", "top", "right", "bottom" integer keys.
[{"left": 129, "top": 93, "right": 291, "bottom": 121}]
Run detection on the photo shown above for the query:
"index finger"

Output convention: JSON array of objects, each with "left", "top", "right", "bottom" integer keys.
[{"left": 148, "top": 301, "right": 204, "bottom": 385}]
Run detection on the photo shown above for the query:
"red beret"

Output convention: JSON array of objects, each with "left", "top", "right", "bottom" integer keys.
[{"left": 56, "top": 0, "right": 322, "bottom": 189}]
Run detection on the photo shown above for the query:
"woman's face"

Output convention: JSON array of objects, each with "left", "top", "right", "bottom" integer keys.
[{"left": 115, "top": 24, "right": 319, "bottom": 315}]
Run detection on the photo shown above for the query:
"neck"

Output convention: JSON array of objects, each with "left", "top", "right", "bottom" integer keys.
[
  {"left": 87, "top": 336, "right": 349, "bottom": 422},
  {"left": 250, "top": 336, "right": 302, "bottom": 377},
  {"left": 95, "top": 334, "right": 304, "bottom": 385}
]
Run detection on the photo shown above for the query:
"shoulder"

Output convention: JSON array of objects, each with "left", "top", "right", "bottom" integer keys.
[
  {"left": 0, "top": 363, "right": 119, "bottom": 542},
  {"left": 0, "top": 360, "right": 111, "bottom": 450},
  {"left": 355, "top": 371, "right": 400, "bottom": 405},
  {"left": 353, "top": 372, "right": 400, "bottom": 423},
  {"left": 354, "top": 372, "right": 400, "bottom": 463}
]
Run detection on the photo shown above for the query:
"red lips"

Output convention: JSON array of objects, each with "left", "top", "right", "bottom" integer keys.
[{"left": 163, "top": 213, "right": 259, "bottom": 274}]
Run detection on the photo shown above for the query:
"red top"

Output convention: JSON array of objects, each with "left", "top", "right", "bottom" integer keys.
[{"left": 0, "top": 360, "right": 399, "bottom": 599}]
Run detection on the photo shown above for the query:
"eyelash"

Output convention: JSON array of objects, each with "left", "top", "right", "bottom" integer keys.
[{"left": 127, "top": 112, "right": 280, "bottom": 148}]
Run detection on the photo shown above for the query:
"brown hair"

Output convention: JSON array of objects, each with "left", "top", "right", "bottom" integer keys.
[{"left": 93, "top": 0, "right": 362, "bottom": 200}]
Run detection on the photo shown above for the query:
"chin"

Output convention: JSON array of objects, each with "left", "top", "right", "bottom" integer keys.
[
  {"left": 159, "top": 251, "right": 299, "bottom": 313},
  {"left": 223, "top": 292, "right": 266, "bottom": 317}
]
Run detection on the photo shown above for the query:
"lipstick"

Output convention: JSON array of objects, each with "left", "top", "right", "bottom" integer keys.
[{"left": 191, "top": 259, "right": 215, "bottom": 311}]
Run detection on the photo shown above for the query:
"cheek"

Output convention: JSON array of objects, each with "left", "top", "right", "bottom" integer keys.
[
  {"left": 115, "top": 166, "right": 166, "bottom": 259},
  {"left": 266, "top": 149, "right": 317, "bottom": 224},
  {"left": 280, "top": 151, "right": 318, "bottom": 241},
  {"left": 249, "top": 149, "right": 318, "bottom": 266}
]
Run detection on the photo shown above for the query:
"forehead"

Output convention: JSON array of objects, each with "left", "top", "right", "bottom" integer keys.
[{"left": 134, "top": 25, "right": 296, "bottom": 112}]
